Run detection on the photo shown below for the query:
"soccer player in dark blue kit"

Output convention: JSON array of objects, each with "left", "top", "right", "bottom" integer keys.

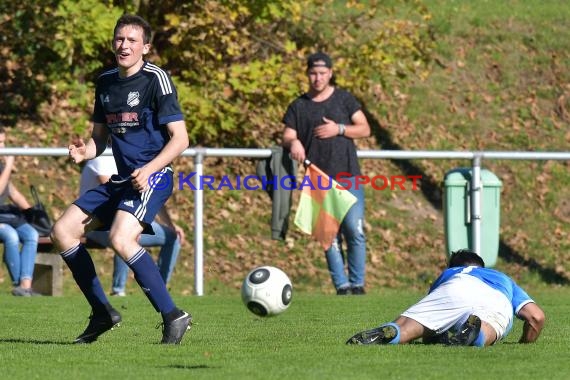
[{"left": 50, "top": 14, "right": 191, "bottom": 344}]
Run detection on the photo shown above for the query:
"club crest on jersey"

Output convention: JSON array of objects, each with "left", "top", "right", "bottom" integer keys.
[{"left": 127, "top": 92, "right": 140, "bottom": 107}]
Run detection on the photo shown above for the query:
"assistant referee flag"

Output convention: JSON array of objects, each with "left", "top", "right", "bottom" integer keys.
[{"left": 294, "top": 161, "right": 357, "bottom": 250}]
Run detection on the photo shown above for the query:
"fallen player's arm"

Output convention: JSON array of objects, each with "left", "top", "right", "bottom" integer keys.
[{"left": 517, "top": 302, "right": 546, "bottom": 343}]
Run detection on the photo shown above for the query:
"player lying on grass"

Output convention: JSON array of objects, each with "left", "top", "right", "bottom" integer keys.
[{"left": 346, "top": 249, "right": 545, "bottom": 347}]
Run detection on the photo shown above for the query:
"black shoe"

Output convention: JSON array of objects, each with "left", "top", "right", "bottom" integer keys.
[
  {"left": 423, "top": 331, "right": 451, "bottom": 345},
  {"left": 160, "top": 310, "right": 192, "bottom": 344},
  {"left": 346, "top": 324, "right": 398, "bottom": 345},
  {"left": 336, "top": 287, "right": 350, "bottom": 295},
  {"left": 447, "top": 315, "right": 481, "bottom": 346},
  {"left": 74, "top": 308, "right": 122, "bottom": 344},
  {"left": 350, "top": 286, "right": 366, "bottom": 295}
]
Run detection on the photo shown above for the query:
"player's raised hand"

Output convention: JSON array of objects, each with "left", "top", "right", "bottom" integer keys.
[{"left": 69, "top": 138, "right": 87, "bottom": 164}]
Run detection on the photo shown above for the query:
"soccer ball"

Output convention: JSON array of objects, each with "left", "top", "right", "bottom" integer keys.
[{"left": 241, "top": 266, "right": 293, "bottom": 317}]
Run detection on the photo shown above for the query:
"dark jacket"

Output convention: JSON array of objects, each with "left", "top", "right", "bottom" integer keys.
[{"left": 256, "top": 146, "right": 297, "bottom": 240}]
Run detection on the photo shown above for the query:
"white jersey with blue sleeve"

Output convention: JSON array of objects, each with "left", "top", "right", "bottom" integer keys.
[
  {"left": 429, "top": 266, "right": 534, "bottom": 317},
  {"left": 401, "top": 267, "right": 534, "bottom": 341}
]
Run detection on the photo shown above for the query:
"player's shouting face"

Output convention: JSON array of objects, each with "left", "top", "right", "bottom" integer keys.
[{"left": 113, "top": 25, "right": 150, "bottom": 78}]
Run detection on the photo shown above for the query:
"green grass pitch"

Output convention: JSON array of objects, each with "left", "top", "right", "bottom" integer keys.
[{"left": 1, "top": 287, "right": 568, "bottom": 380}]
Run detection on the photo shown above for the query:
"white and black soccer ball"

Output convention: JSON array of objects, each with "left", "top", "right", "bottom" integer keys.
[{"left": 241, "top": 266, "right": 293, "bottom": 317}]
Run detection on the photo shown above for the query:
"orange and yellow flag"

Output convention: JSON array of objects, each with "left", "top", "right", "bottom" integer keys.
[{"left": 294, "top": 162, "right": 357, "bottom": 250}]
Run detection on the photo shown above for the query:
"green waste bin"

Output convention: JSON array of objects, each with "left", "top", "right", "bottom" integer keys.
[{"left": 443, "top": 168, "right": 502, "bottom": 267}]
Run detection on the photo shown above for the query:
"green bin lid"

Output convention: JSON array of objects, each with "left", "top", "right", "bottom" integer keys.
[{"left": 444, "top": 168, "right": 502, "bottom": 187}]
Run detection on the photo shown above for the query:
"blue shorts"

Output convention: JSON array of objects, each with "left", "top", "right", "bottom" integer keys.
[{"left": 74, "top": 168, "right": 173, "bottom": 235}]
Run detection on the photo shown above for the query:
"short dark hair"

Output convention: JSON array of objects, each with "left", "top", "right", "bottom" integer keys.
[
  {"left": 448, "top": 249, "right": 485, "bottom": 268},
  {"left": 114, "top": 14, "right": 152, "bottom": 44}
]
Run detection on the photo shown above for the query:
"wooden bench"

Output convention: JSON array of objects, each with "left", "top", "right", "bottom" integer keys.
[
  {"left": 33, "top": 236, "right": 106, "bottom": 296},
  {"left": 34, "top": 250, "right": 64, "bottom": 296}
]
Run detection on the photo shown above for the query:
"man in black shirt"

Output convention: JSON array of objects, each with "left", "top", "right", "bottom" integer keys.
[{"left": 282, "top": 52, "right": 371, "bottom": 295}]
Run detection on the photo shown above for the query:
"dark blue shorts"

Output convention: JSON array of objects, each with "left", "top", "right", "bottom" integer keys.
[{"left": 74, "top": 168, "right": 173, "bottom": 234}]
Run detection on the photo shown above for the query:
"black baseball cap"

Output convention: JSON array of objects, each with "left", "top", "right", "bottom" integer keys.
[{"left": 307, "top": 52, "right": 333, "bottom": 69}]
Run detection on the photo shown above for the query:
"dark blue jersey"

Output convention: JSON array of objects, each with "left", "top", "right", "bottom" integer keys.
[{"left": 93, "top": 62, "right": 184, "bottom": 178}]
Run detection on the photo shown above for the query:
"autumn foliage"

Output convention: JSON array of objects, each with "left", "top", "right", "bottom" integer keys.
[{"left": 0, "top": 1, "right": 568, "bottom": 293}]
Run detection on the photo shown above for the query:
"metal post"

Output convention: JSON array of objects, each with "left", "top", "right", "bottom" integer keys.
[
  {"left": 470, "top": 154, "right": 483, "bottom": 254},
  {"left": 193, "top": 150, "right": 205, "bottom": 296}
]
